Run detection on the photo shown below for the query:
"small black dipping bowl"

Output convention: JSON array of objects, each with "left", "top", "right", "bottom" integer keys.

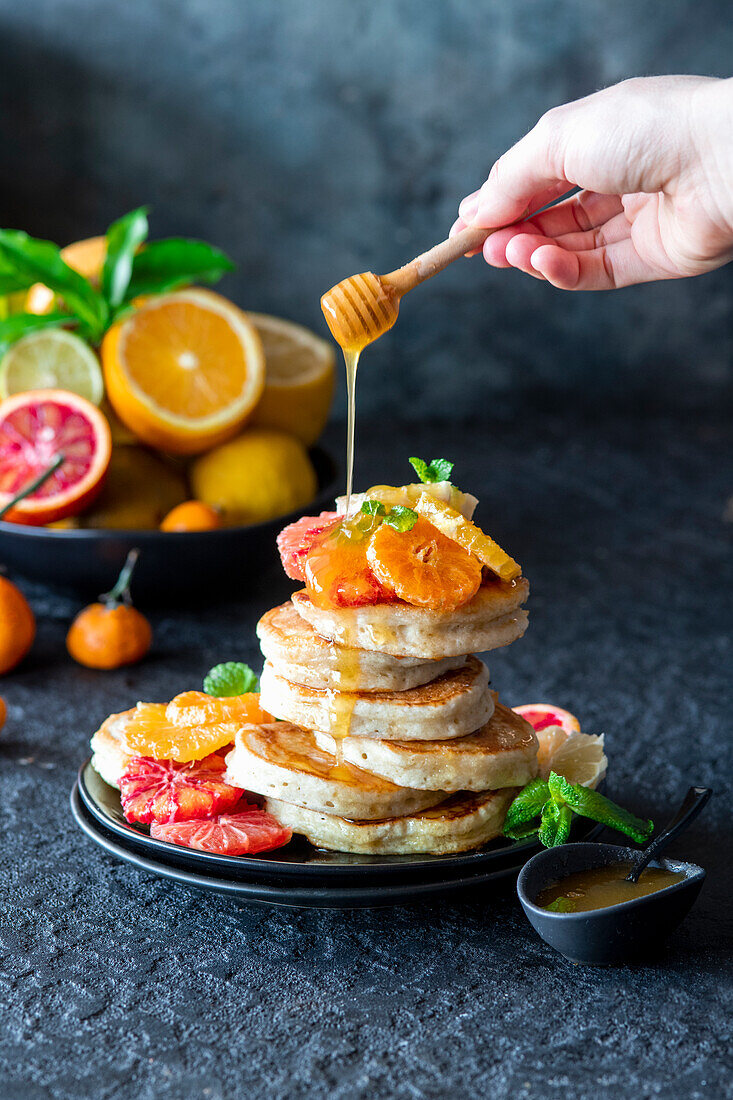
[{"left": 516, "top": 842, "right": 705, "bottom": 966}]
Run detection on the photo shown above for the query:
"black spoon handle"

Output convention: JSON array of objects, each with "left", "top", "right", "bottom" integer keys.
[{"left": 626, "top": 785, "right": 713, "bottom": 883}]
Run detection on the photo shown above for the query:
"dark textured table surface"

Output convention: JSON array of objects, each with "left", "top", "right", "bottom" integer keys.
[{"left": 1, "top": 414, "right": 731, "bottom": 1100}]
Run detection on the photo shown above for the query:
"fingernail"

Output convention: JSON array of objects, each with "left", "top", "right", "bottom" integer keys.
[{"left": 458, "top": 193, "right": 479, "bottom": 220}]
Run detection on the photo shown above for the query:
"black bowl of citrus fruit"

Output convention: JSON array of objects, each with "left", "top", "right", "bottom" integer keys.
[{"left": 0, "top": 214, "right": 338, "bottom": 602}]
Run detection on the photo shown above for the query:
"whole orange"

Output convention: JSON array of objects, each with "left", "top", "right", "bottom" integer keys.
[
  {"left": 0, "top": 577, "right": 35, "bottom": 674},
  {"left": 160, "top": 500, "right": 222, "bottom": 532},
  {"left": 67, "top": 603, "right": 152, "bottom": 670}
]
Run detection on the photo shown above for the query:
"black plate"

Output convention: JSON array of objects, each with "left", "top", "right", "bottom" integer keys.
[
  {"left": 0, "top": 446, "right": 337, "bottom": 604},
  {"left": 71, "top": 785, "right": 551, "bottom": 909},
  {"left": 75, "top": 759, "right": 603, "bottom": 893}
]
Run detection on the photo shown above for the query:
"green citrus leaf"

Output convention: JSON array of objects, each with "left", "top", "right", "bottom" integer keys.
[
  {"left": 203, "top": 661, "right": 259, "bottom": 697},
  {"left": 0, "top": 312, "right": 75, "bottom": 358},
  {"left": 125, "top": 238, "right": 235, "bottom": 300},
  {"left": 102, "top": 207, "right": 149, "bottom": 308}
]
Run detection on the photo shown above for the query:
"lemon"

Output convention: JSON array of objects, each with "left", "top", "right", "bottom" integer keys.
[
  {"left": 540, "top": 730, "right": 608, "bottom": 788},
  {"left": 247, "top": 313, "right": 335, "bottom": 445},
  {"left": 0, "top": 329, "right": 104, "bottom": 404},
  {"left": 415, "top": 494, "right": 522, "bottom": 581},
  {"left": 190, "top": 428, "right": 318, "bottom": 526}
]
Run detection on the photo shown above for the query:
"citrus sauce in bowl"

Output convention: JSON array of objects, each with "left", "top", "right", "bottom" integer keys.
[{"left": 537, "top": 861, "right": 686, "bottom": 913}]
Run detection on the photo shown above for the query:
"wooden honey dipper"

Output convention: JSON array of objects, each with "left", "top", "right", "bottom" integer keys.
[{"left": 321, "top": 219, "right": 519, "bottom": 352}]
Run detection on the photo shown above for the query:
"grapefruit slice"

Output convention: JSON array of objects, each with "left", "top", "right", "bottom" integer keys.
[
  {"left": 0, "top": 389, "right": 111, "bottom": 524},
  {"left": 101, "top": 288, "right": 265, "bottom": 454},
  {"left": 276, "top": 511, "right": 340, "bottom": 581},
  {"left": 414, "top": 494, "right": 521, "bottom": 581},
  {"left": 150, "top": 804, "right": 292, "bottom": 855},
  {"left": 366, "top": 516, "right": 482, "bottom": 611},
  {"left": 120, "top": 753, "right": 243, "bottom": 825},
  {"left": 165, "top": 691, "right": 273, "bottom": 728},
  {"left": 513, "top": 703, "right": 581, "bottom": 735},
  {"left": 305, "top": 524, "right": 392, "bottom": 608},
  {"left": 0, "top": 329, "right": 104, "bottom": 404},
  {"left": 124, "top": 702, "right": 239, "bottom": 763}
]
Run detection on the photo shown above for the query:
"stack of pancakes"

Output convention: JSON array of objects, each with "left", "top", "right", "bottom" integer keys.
[{"left": 224, "top": 575, "right": 536, "bottom": 855}]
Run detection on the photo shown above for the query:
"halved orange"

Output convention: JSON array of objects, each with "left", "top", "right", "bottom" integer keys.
[
  {"left": 165, "top": 691, "right": 272, "bottom": 727},
  {"left": 366, "top": 516, "right": 482, "bottom": 611},
  {"left": 124, "top": 702, "right": 240, "bottom": 763},
  {"left": 26, "top": 236, "right": 107, "bottom": 315},
  {"left": 102, "top": 289, "right": 265, "bottom": 454}
]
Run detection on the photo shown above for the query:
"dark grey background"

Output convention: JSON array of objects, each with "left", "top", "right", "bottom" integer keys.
[{"left": 1, "top": 0, "right": 732, "bottom": 421}]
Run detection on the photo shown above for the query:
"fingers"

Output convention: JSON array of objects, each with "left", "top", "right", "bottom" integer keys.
[
  {"left": 526, "top": 192, "right": 624, "bottom": 239},
  {"left": 529, "top": 238, "right": 660, "bottom": 290}
]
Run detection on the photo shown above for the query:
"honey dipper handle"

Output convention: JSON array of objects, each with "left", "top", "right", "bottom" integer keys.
[{"left": 381, "top": 224, "right": 495, "bottom": 296}]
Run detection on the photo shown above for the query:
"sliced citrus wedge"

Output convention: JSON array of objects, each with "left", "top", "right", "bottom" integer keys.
[
  {"left": 165, "top": 691, "right": 272, "bottom": 728},
  {"left": 546, "top": 731, "right": 607, "bottom": 788},
  {"left": 414, "top": 494, "right": 521, "bottom": 581},
  {"left": 102, "top": 288, "right": 265, "bottom": 454},
  {"left": 0, "top": 329, "right": 104, "bottom": 404},
  {"left": 366, "top": 515, "right": 482, "bottom": 611},
  {"left": 248, "top": 313, "right": 335, "bottom": 445},
  {"left": 513, "top": 703, "right": 581, "bottom": 735},
  {"left": 120, "top": 753, "right": 243, "bottom": 824},
  {"left": 0, "top": 389, "right": 111, "bottom": 524},
  {"left": 123, "top": 702, "right": 239, "bottom": 763},
  {"left": 151, "top": 805, "right": 292, "bottom": 854}
]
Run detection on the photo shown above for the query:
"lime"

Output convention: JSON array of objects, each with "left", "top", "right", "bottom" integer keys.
[{"left": 0, "top": 329, "right": 104, "bottom": 404}]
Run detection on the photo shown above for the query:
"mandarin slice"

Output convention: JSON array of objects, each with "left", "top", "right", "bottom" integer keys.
[
  {"left": 120, "top": 753, "right": 243, "bottom": 825},
  {"left": 366, "top": 516, "right": 482, "bottom": 611},
  {"left": 124, "top": 702, "right": 240, "bottom": 763},
  {"left": 166, "top": 691, "right": 273, "bottom": 728},
  {"left": 414, "top": 494, "right": 521, "bottom": 582},
  {"left": 305, "top": 525, "right": 392, "bottom": 608}
]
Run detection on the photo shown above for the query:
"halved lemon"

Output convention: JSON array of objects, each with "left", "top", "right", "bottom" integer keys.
[
  {"left": 415, "top": 494, "right": 522, "bottom": 581},
  {"left": 248, "top": 313, "right": 335, "bottom": 445},
  {"left": 546, "top": 731, "right": 607, "bottom": 788},
  {"left": 0, "top": 329, "right": 104, "bottom": 404},
  {"left": 101, "top": 288, "right": 265, "bottom": 454}
]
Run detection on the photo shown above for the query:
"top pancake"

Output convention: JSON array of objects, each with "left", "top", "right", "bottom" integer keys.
[
  {"left": 257, "top": 601, "right": 464, "bottom": 691},
  {"left": 291, "top": 576, "right": 529, "bottom": 659}
]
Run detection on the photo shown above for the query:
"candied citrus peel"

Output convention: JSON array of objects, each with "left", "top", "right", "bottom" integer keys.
[
  {"left": 414, "top": 494, "right": 521, "bottom": 582},
  {"left": 124, "top": 702, "right": 240, "bottom": 763}
]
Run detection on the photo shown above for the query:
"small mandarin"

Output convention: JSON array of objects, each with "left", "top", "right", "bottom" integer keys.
[
  {"left": 66, "top": 550, "right": 152, "bottom": 670},
  {"left": 0, "top": 576, "right": 35, "bottom": 674},
  {"left": 160, "top": 500, "right": 222, "bottom": 532},
  {"left": 366, "top": 516, "right": 482, "bottom": 611}
]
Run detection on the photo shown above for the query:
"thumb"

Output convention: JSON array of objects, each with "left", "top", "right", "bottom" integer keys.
[{"left": 472, "top": 118, "right": 569, "bottom": 227}]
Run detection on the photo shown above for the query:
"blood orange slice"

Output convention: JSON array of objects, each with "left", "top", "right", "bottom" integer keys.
[
  {"left": 165, "top": 691, "right": 273, "bottom": 727},
  {"left": 305, "top": 524, "right": 393, "bottom": 608},
  {"left": 0, "top": 389, "right": 111, "bottom": 524},
  {"left": 512, "top": 703, "right": 581, "bottom": 735},
  {"left": 150, "top": 804, "right": 292, "bottom": 855},
  {"left": 277, "top": 511, "right": 340, "bottom": 581},
  {"left": 120, "top": 753, "right": 243, "bottom": 825}
]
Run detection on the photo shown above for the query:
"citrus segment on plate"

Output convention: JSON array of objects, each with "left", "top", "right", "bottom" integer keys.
[
  {"left": 513, "top": 703, "right": 581, "bottom": 735},
  {"left": 165, "top": 691, "right": 272, "bottom": 728},
  {"left": 248, "top": 312, "right": 336, "bottom": 445},
  {"left": 305, "top": 524, "right": 392, "bottom": 608},
  {"left": 545, "top": 731, "right": 607, "bottom": 788},
  {"left": 101, "top": 288, "right": 265, "bottom": 454},
  {"left": 414, "top": 494, "right": 521, "bottom": 581},
  {"left": 26, "top": 236, "right": 107, "bottom": 315},
  {"left": 0, "top": 389, "right": 111, "bottom": 523},
  {"left": 366, "top": 516, "right": 482, "bottom": 611},
  {"left": 119, "top": 753, "right": 243, "bottom": 824},
  {"left": 0, "top": 329, "right": 104, "bottom": 404},
  {"left": 150, "top": 805, "right": 292, "bottom": 855},
  {"left": 123, "top": 702, "right": 240, "bottom": 763}
]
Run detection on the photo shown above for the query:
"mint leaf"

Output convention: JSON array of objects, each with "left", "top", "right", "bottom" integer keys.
[
  {"left": 0, "top": 312, "right": 75, "bottom": 358},
  {"left": 203, "top": 661, "right": 259, "bottom": 697},
  {"left": 544, "top": 896, "right": 575, "bottom": 912},
  {"left": 503, "top": 778, "right": 550, "bottom": 839},
  {"left": 538, "top": 798, "right": 572, "bottom": 847},
  {"left": 102, "top": 207, "right": 149, "bottom": 308},
  {"left": 0, "top": 230, "right": 108, "bottom": 341},
  {"left": 409, "top": 456, "right": 454, "bottom": 484},
  {"left": 384, "top": 505, "right": 418, "bottom": 532},
  {"left": 548, "top": 772, "right": 654, "bottom": 844},
  {"left": 361, "top": 500, "right": 387, "bottom": 516},
  {"left": 125, "top": 239, "right": 235, "bottom": 300}
]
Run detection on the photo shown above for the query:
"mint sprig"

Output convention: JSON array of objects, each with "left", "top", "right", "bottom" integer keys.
[
  {"left": 409, "top": 456, "right": 454, "bottom": 484},
  {"left": 359, "top": 500, "right": 418, "bottom": 533},
  {"left": 0, "top": 210, "right": 235, "bottom": 350},
  {"left": 361, "top": 500, "right": 387, "bottom": 517},
  {"left": 504, "top": 771, "right": 654, "bottom": 848},
  {"left": 203, "top": 661, "right": 259, "bottom": 697}
]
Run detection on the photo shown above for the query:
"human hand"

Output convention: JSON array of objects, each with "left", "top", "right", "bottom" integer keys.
[{"left": 452, "top": 76, "right": 733, "bottom": 290}]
